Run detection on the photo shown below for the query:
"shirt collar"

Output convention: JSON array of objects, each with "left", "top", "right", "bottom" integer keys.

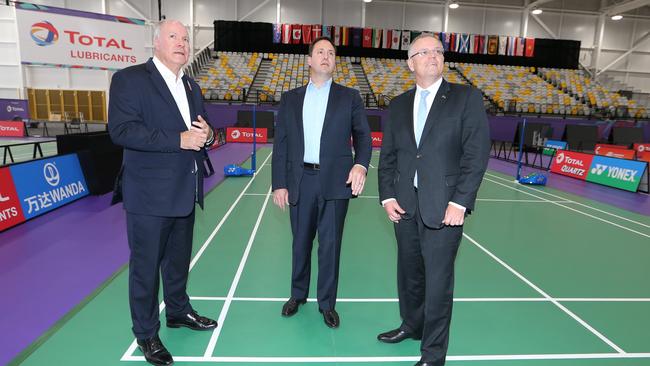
[
  {"left": 153, "top": 56, "right": 184, "bottom": 84},
  {"left": 307, "top": 78, "right": 333, "bottom": 91},
  {"left": 415, "top": 77, "right": 443, "bottom": 97}
]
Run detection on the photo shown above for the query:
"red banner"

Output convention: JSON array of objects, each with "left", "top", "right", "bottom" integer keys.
[
  {"left": 371, "top": 132, "right": 383, "bottom": 147},
  {"left": 0, "top": 120, "right": 26, "bottom": 137},
  {"left": 637, "top": 151, "right": 650, "bottom": 163},
  {"left": 633, "top": 143, "right": 650, "bottom": 154},
  {"left": 550, "top": 150, "right": 594, "bottom": 180},
  {"left": 594, "top": 144, "right": 636, "bottom": 159},
  {"left": 226, "top": 127, "right": 268, "bottom": 143},
  {"left": 0, "top": 167, "right": 26, "bottom": 232}
]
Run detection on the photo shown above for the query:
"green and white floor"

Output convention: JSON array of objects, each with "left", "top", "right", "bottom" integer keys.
[{"left": 17, "top": 148, "right": 650, "bottom": 365}]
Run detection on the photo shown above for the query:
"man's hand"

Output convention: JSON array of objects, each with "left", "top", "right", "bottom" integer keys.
[
  {"left": 384, "top": 200, "right": 406, "bottom": 223},
  {"left": 442, "top": 204, "right": 465, "bottom": 226},
  {"left": 346, "top": 165, "right": 367, "bottom": 196},
  {"left": 273, "top": 188, "right": 289, "bottom": 211},
  {"left": 180, "top": 115, "right": 210, "bottom": 151}
]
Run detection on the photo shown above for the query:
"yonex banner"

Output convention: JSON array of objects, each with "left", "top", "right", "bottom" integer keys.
[
  {"left": 226, "top": 127, "right": 268, "bottom": 143},
  {"left": 594, "top": 144, "right": 636, "bottom": 160},
  {"left": 0, "top": 121, "right": 26, "bottom": 137},
  {"left": 542, "top": 140, "right": 567, "bottom": 156},
  {"left": 550, "top": 150, "right": 593, "bottom": 180},
  {"left": 0, "top": 99, "right": 30, "bottom": 120},
  {"left": 9, "top": 154, "right": 89, "bottom": 220},
  {"left": 16, "top": 5, "right": 147, "bottom": 70},
  {"left": 0, "top": 167, "right": 26, "bottom": 232},
  {"left": 371, "top": 132, "right": 383, "bottom": 147},
  {"left": 587, "top": 156, "right": 647, "bottom": 192}
]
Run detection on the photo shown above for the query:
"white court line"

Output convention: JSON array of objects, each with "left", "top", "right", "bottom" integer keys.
[
  {"left": 368, "top": 163, "right": 376, "bottom": 169},
  {"left": 351, "top": 195, "right": 572, "bottom": 203},
  {"left": 203, "top": 185, "right": 273, "bottom": 357},
  {"left": 120, "top": 152, "right": 273, "bottom": 361},
  {"left": 482, "top": 176, "right": 650, "bottom": 239},
  {"left": 484, "top": 171, "right": 650, "bottom": 230},
  {"left": 121, "top": 352, "right": 650, "bottom": 363},
  {"left": 463, "top": 233, "right": 626, "bottom": 354},
  {"left": 189, "top": 296, "right": 650, "bottom": 303}
]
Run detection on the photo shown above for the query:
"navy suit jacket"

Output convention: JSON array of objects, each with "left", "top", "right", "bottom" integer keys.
[
  {"left": 378, "top": 80, "right": 490, "bottom": 228},
  {"left": 108, "top": 58, "right": 212, "bottom": 217},
  {"left": 272, "top": 82, "right": 372, "bottom": 204}
]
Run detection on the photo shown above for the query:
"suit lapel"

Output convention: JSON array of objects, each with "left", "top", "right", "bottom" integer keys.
[
  {"left": 146, "top": 58, "right": 188, "bottom": 130},
  {"left": 182, "top": 75, "right": 197, "bottom": 122},
  {"left": 404, "top": 88, "right": 417, "bottom": 148},
  {"left": 419, "top": 79, "right": 450, "bottom": 149},
  {"left": 294, "top": 85, "right": 307, "bottom": 153}
]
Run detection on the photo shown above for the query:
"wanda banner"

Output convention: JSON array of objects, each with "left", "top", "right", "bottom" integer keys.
[
  {"left": 226, "top": 127, "right": 268, "bottom": 143},
  {"left": 371, "top": 132, "right": 383, "bottom": 147},
  {"left": 0, "top": 121, "right": 26, "bottom": 137},
  {"left": 15, "top": 5, "right": 147, "bottom": 70}
]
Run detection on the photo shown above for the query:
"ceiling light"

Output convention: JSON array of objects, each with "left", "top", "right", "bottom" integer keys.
[
  {"left": 531, "top": 7, "right": 543, "bottom": 15},
  {"left": 363, "top": 0, "right": 372, "bottom": 3},
  {"left": 449, "top": 1, "right": 459, "bottom": 9},
  {"left": 611, "top": 14, "right": 623, "bottom": 20}
]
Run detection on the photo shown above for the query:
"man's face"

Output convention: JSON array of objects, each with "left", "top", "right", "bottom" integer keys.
[
  {"left": 154, "top": 21, "right": 190, "bottom": 72},
  {"left": 407, "top": 36, "right": 445, "bottom": 82},
  {"left": 308, "top": 39, "right": 336, "bottom": 77}
]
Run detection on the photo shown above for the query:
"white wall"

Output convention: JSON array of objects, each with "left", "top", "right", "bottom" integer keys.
[{"left": 2, "top": 0, "right": 650, "bottom": 97}]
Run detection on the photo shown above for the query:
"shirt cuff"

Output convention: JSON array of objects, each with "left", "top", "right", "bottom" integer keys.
[
  {"left": 353, "top": 163, "right": 367, "bottom": 173},
  {"left": 449, "top": 201, "right": 466, "bottom": 212},
  {"left": 381, "top": 198, "right": 396, "bottom": 207}
]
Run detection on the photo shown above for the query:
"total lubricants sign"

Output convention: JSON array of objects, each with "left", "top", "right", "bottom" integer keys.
[
  {"left": 10, "top": 154, "right": 89, "bottom": 220},
  {"left": 15, "top": 4, "right": 147, "bottom": 70},
  {"left": 0, "top": 167, "right": 26, "bottom": 232}
]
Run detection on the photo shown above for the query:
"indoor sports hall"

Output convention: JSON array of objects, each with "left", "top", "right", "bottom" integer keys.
[{"left": 1, "top": 0, "right": 649, "bottom": 365}]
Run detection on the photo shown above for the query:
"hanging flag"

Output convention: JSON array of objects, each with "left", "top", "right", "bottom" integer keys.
[
  {"left": 352, "top": 27, "right": 362, "bottom": 47},
  {"left": 282, "top": 24, "right": 291, "bottom": 44},
  {"left": 516, "top": 37, "right": 525, "bottom": 56},
  {"left": 401, "top": 30, "right": 411, "bottom": 50},
  {"left": 333, "top": 26, "right": 341, "bottom": 45},
  {"left": 291, "top": 24, "right": 302, "bottom": 44},
  {"left": 498, "top": 36, "right": 507, "bottom": 55},
  {"left": 487, "top": 35, "right": 498, "bottom": 55},
  {"left": 441, "top": 32, "right": 450, "bottom": 51},
  {"left": 302, "top": 24, "right": 312, "bottom": 44},
  {"left": 362, "top": 27, "right": 372, "bottom": 48},
  {"left": 322, "top": 24, "right": 330, "bottom": 38},
  {"left": 525, "top": 38, "right": 535, "bottom": 57},
  {"left": 459, "top": 33, "right": 470, "bottom": 53},
  {"left": 373, "top": 28, "right": 382, "bottom": 48},
  {"left": 272, "top": 24, "right": 281, "bottom": 44},
  {"left": 382, "top": 29, "right": 392, "bottom": 49},
  {"left": 469, "top": 34, "right": 476, "bottom": 54},
  {"left": 341, "top": 26, "right": 350, "bottom": 46},
  {"left": 391, "top": 30, "right": 401, "bottom": 50},
  {"left": 312, "top": 24, "right": 322, "bottom": 39}
]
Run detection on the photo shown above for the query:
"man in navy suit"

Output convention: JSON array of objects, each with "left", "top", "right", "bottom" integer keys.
[
  {"left": 377, "top": 34, "right": 490, "bottom": 366},
  {"left": 108, "top": 20, "right": 217, "bottom": 366},
  {"left": 272, "top": 37, "right": 372, "bottom": 328}
]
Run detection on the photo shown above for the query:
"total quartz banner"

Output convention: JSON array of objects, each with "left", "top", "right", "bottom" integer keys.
[{"left": 15, "top": 3, "right": 147, "bottom": 70}]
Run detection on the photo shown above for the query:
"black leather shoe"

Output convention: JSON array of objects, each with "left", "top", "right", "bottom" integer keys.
[
  {"left": 414, "top": 362, "right": 434, "bottom": 366},
  {"left": 319, "top": 308, "right": 340, "bottom": 328},
  {"left": 137, "top": 335, "right": 173, "bottom": 366},
  {"left": 167, "top": 310, "right": 217, "bottom": 331},
  {"left": 377, "top": 328, "right": 421, "bottom": 343},
  {"left": 281, "top": 298, "right": 306, "bottom": 317}
]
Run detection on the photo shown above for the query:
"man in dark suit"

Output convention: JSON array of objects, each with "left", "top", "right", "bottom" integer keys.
[
  {"left": 377, "top": 34, "right": 490, "bottom": 366},
  {"left": 272, "top": 36, "right": 372, "bottom": 328},
  {"left": 108, "top": 20, "right": 217, "bottom": 366}
]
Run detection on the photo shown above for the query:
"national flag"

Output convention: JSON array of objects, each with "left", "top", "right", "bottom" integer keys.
[
  {"left": 281, "top": 24, "right": 291, "bottom": 44},
  {"left": 382, "top": 29, "right": 392, "bottom": 48},
  {"left": 391, "top": 30, "right": 400, "bottom": 50},
  {"left": 525, "top": 38, "right": 535, "bottom": 57},
  {"left": 322, "top": 24, "right": 330, "bottom": 38},
  {"left": 373, "top": 28, "right": 382, "bottom": 48},
  {"left": 459, "top": 33, "right": 470, "bottom": 53},
  {"left": 302, "top": 24, "right": 312, "bottom": 44},
  {"left": 272, "top": 24, "right": 281, "bottom": 44},
  {"left": 352, "top": 27, "right": 362, "bottom": 47},
  {"left": 362, "top": 27, "right": 372, "bottom": 48},
  {"left": 291, "top": 24, "right": 302, "bottom": 44},
  {"left": 312, "top": 24, "right": 322, "bottom": 39},
  {"left": 401, "top": 30, "right": 411, "bottom": 50},
  {"left": 498, "top": 36, "right": 507, "bottom": 55},
  {"left": 333, "top": 26, "right": 341, "bottom": 45},
  {"left": 341, "top": 26, "right": 349, "bottom": 46},
  {"left": 487, "top": 35, "right": 498, "bottom": 55},
  {"left": 516, "top": 37, "right": 525, "bottom": 56}
]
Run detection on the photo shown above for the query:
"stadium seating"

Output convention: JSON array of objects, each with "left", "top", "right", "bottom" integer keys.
[{"left": 196, "top": 51, "right": 260, "bottom": 101}]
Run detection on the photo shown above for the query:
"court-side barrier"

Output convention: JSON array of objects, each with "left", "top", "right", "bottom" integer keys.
[
  {"left": 0, "top": 154, "right": 89, "bottom": 232},
  {"left": 1, "top": 140, "right": 56, "bottom": 165}
]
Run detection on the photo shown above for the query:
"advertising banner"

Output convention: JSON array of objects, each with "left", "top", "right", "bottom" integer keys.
[
  {"left": 9, "top": 154, "right": 89, "bottom": 220},
  {"left": 15, "top": 5, "right": 147, "bottom": 70},
  {"left": 542, "top": 139, "right": 567, "bottom": 156},
  {"left": 0, "top": 167, "right": 26, "bottom": 232},
  {"left": 371, "top": 132, "right": 383, "bottom": 147},
  {"left": 586, "top": 156, "right": 647, "bottom": 192},
  {"left": 633, "top": 143, "right": 650, "bottom": 154},
  {"left": 0, "top": 99, "right": 30, "bottom": 120},
  {"left": 226, "top": 127, "right": 268, "bottom": 143},
  {"left": 550, "top": 150, "right": 593, "bottom": 180},
  {"left": 0, "top": 121, "right": 26, "bottom": 137},
  {"left": 594, "top": 144, "right": 636, "bottom": 160}
]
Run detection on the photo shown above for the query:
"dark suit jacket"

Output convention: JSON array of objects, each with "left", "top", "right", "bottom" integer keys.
[
  {"left": 378, "top": 80, "right": 490, "bottom": 229},
  {"left": 272, "top": 82, "right": 372, "bottom": 204},
  {"left": 108, "top": 58, "right": 213, "bottom": 217}
]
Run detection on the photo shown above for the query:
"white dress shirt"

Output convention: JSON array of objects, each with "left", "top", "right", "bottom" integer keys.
[{"left": 152, "top": 56, "right": 192, "bottom": 131}]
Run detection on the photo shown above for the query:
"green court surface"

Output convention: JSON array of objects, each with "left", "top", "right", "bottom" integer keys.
[
  {"left": 15, "top": 148, "right": 650, "bottom": 365},
  {"left": 0, "top": 139, "right": 57, "bottom": 165}
]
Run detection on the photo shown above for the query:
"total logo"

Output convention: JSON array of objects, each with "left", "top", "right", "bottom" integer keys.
[
  {"left": 555, "top": 152, "right": 583, "bottom": 166},
  {"left": 43, "top": 162, "right": 60, "bottom": 186},
  {"left": 231, "top": 130, "right": 241, "bottom": 139},
  {"left": 555, "top": 152, "right": 565, "bottom": 164},
  {"left": 31, "top": 20, "right": 59, "bottom": 46},
  {"left": 6, "top": 105, "right": 25, "bottom": 113}
]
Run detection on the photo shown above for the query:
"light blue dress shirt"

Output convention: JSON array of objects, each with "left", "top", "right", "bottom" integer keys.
[{"left": 302, "top": 78, "right": 332, "bottom": 164}]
